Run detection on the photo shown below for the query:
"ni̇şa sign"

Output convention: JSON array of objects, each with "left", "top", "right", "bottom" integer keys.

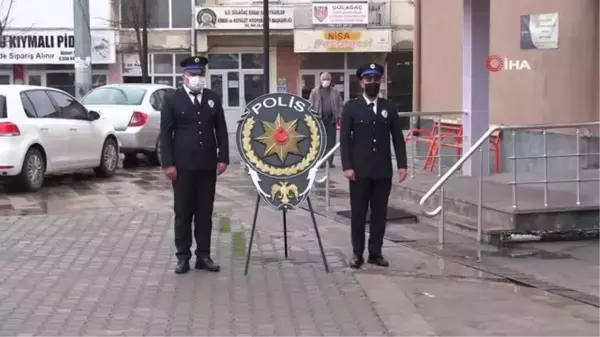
[
  {"left": 236, "top": 93, "right": 327, "bottom": 210},
  {"left": 0, "top": 31, "right": 115, "bottom": 64}
]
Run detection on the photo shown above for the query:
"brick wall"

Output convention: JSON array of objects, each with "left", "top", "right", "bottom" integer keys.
[{"left": 276, "top": 46, "right": 300, "bottom": 94}]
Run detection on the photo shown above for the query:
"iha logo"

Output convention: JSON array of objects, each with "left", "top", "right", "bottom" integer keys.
[{"left": 486, "top": 55, "right": 531, "bottom": 72}]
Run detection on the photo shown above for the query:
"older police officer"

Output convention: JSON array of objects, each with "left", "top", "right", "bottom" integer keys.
[
  {"left": 160, "top": 56, "right": 229, "bottom": 274},
  {"left": 339, "top": 63, "right": 407, "bottom": 269}
]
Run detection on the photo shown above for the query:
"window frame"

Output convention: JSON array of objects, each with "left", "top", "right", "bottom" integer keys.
[
  {"left": 22, "top": 89, "right": 61, "bottom": 119},
  {"left": 119, "top": 0, "right": 192, "bottom": 30}
]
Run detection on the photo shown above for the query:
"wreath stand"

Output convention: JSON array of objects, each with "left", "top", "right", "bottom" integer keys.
[{"left": 244, "top": 194, "right": 330, "bottom": 275}]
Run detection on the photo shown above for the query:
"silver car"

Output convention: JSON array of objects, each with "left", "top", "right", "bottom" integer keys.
[{"left": 82, "top": 84, "right": 176, "bottom": 166}]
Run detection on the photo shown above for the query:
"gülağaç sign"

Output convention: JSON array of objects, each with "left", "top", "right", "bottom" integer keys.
[{"left": 0, "top": 30, "right": 116, "bottom": 64}]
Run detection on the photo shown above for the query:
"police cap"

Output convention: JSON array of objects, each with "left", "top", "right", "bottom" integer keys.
[
  {"left": 356, "top": 63, "right": 384, "bottom": 79},
  {"left": 180, "top": 56, "right": 208, "bottom": 72}
]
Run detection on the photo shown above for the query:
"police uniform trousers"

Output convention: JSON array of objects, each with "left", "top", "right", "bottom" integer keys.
[
  {"left": 172, "top": 169, "right": 216, "bottom": 261},
  {"left": 349, "top": 177, "right": 392, "bottom": 257}
]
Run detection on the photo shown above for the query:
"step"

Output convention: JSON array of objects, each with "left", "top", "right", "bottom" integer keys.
[{"left": 392, "top": 170, "right": 599, "bottom": 238}]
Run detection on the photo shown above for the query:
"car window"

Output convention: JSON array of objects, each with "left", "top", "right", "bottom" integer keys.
[
  {"left": 0, "top": 95, "right": 6, "bottom": 118},
  {"left": 82, "top": 87, "right": 147, "bottom": 105},
  {"left": 47, "top": 91, "right": 89, "bottom": 120},
  {"left": 149, "top": 91, "right": 162, "bottom": 111},
  {"left": 19, "top": 93, "right": 37, "bottom": 118},
  {"left": 24, "top": 90, "right": 59, "bottom": 118}
]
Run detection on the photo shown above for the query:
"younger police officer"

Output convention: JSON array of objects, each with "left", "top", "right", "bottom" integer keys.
[
  {"left": 339, "top": 63, "right": 408, "bottom": 269},
  {"left": 160, "top": 56, "right": 229, "bottom": 274}
]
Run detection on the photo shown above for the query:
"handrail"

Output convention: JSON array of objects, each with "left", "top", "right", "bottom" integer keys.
[{"left": 419, "top": 121, "right": 600, "bottom": 217}]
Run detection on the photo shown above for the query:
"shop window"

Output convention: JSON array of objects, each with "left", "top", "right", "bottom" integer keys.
[
  {"left": 300, "top": 54, "right": 344, "bottom": 70},
  {"left": 92, "top": 75, "right": 107, "bottom": 88},
  {"left": 171, "top": 0, "right": 192, "bottom": 28},
  {"left": 154, "top": 76, "right": 174, "bottom": 86},
  {"left": 208, "top": 54, "right": 239, "bottom": 70},
  {"left": 241, "top": 54, "right": 263, "bottom": 69},
  {"left": 153, "top": 54, "right": 174, "bottom": 74},
  {"left": 175, "top": 54, "right": 191, "bottom": 73},
  {"left": 121, "top": 0, "right": 170, "bottom": 28}
]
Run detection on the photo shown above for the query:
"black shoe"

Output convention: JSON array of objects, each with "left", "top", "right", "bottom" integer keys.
[
  {"left": 195, "top": 256, "right": 220, "bottom": 272},
  {"left": 329, "top": 163, "right": 336, "bottom": 168},
  {"left": 174, "top": 260, "right": 190, "bottom": 274},
  {"left": 349, "top": 255, "right": 364, "bottom": 269},
  {"left": 368, "top": 255, "right": 389, "bottom": 267}
]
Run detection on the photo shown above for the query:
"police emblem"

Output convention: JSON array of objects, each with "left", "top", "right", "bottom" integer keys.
[
  {"left": 208, "top": 99, "right": 214, "bottom": 108},
  {"left": 313, "top": 6, "right": 328, "bottom": 22},
  {"left": 381, "top": 109, "right": 388, "bottom": 118},
  {"left": 236, "top": 93, "right": 327, "bottom": 210}
]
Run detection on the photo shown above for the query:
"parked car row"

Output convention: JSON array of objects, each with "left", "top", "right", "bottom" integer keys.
[{"left": 0, "top": 83, "right": 173, "bottom": 192}]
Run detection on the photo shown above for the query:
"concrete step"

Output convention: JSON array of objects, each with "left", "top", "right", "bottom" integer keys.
[{"left": 391, "top": 169, "right": 599, "bottom": 241}]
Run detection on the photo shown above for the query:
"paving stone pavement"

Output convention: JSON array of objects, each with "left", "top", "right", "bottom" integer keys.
[
  {"left": 0, "top": 210, "right": 388, "bottom": 336},
  {"left": 0, "top": 165, "right": 599, "bottom": 336}
]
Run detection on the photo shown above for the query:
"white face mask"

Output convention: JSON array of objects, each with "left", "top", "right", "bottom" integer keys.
[
  {"left": 321, "top": 80, "right": 331, "bottom": 87},
  {"left": 186, "top": 75, "right": 205, "bottom": 92}
]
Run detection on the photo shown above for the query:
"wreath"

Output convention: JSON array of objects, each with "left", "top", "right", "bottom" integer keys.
[{"left": 242, "top": 115, "right": 320, "bottom": 177}]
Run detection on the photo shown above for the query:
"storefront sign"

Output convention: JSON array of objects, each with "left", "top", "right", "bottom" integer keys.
[
  {"left": 294, "top": 29, "right": 392, "bottom": 53},
  {"left": 312, "top": 1, "right": 369, "bottom": 28},
  {"left": 122, "top": 54, "right": 141, "bottom": 76},
  {"left": 195, "top": 6, "right": 294, "bottom": 30},
  {"left": 0, "top": 30, "right": 116, "bottom": 64}
]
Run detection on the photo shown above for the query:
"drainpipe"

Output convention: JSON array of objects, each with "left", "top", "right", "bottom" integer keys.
[
  {"left": 190, "top": 0, "right": 196, "bottom": 55},
  {"left": 412, "top": 0, "right": 421, "bottom": 123}
]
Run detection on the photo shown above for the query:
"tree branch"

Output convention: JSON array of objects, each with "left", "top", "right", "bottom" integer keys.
[{"left": 0, "top": 0, "right": 15, "bottom": 37}]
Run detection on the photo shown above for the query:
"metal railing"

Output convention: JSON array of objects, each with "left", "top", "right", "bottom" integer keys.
[
  {"left": 420, "top": 121, "right": 600, "bottom": 259},
  {"left": 321, "top": 111, "right": 467, "bottom": 213}
]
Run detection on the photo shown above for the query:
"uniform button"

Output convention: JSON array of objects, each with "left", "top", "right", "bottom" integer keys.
[
  {"left": 199, "top": 131, "right": 202, "bottom": 135},
  {"left": 373, "top": 148, "right": 377, "bottom": 151},
  {"left": 200, "top": 142, "right": 203, "bottom": 145},
  {"left": 373, "top": 139, "right": 376, "bottom": 143},
  {"left": 198, "top": 121, "right": 201, "bottom": 124}
]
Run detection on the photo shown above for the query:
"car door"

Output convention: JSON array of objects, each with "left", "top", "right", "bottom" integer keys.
[
  {"left": 46, "top": 90, "right": 103, "bottom": 167},
  {"left": 20, "top": 90, "right": 69, "bottom": 171}
]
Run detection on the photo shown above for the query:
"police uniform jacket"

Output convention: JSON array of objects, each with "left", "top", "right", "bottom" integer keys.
[
  {"left": 340, "top": 97, "right": 407, "bottom": 179},
  {"left": 160, "top": 87, "right": 229, "bottom": 171}
]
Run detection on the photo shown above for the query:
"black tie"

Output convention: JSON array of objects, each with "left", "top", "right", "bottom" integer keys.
[
  {"left": 368, "top": 103, "right": 375, "bottom": 114},
  {"left": 191, "top": 92, "right": 201, "bottom": 108}
]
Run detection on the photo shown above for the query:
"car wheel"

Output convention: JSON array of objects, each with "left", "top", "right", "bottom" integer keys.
[
  {"left": 94, "top": 138, "right": 119, "bottom": 177},
  {"left": 15, "top": 147, "right": 46, "bottom": 192},
  {"left": 148, "top": 138, "right": 161, "bottom": 167}
]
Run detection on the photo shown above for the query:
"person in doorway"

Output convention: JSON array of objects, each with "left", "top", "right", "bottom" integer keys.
[
  {"left": 339, "top": 63, "right": 408, "bottom": 269},
  {"left": 160, "top": 56, "right": 229, "bottom": 274},
  {"left": 308, "top": 72, "right": 344, "bottom": 168}
]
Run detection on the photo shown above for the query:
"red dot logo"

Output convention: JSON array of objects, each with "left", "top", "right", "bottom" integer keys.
[{"left": 486, "top": 55, "right": 503, "bottom": 72}]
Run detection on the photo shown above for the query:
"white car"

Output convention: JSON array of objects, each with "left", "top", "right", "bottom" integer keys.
[
  {"left": 0, "top": 85, "right": 119, "bottom": 192},
  {"left": 82, "top": 84, "right": 176, "bottom": 166}
]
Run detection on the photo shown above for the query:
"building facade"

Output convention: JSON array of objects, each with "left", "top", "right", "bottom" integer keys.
[
  {"left": 0, "top": 0, "right": 118, "bottom": 96},
  {"left": 0, "top": 0, "right": 414, "bottom": 128}
]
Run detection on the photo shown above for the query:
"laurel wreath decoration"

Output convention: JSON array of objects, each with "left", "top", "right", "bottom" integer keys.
[{"left": 242, "top": 115, "right": 320, "bottom": 176}]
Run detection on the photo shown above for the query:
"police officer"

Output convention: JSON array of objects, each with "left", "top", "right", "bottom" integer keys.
[
  {"left": 339, "top": 63, "right": 407, "bottom": 269},
  {"left": 160, "top": 56, "right": 229, "bottom": 274}
]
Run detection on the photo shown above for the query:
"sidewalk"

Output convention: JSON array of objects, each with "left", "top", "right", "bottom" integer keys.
[{"left": 0, "top": 166, "right": 598, "bottom": 335}]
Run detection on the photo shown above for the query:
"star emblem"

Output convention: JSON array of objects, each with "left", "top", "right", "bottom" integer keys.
[{"left": 255, "top": 113, "right": 307, "bottom": 164}]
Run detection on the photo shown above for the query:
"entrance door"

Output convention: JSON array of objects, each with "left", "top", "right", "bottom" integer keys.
[
  {"left": 208, "top": 70, "right": 242, "bottom": 132},
  {"left": 27, "top": 72, "right": 46, "bottom": 87},
  {"left": 299, "top": 71, "right": 346, "bottom": 101}
]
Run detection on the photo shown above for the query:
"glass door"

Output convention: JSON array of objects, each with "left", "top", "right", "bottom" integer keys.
[
  {"left": 241, "top": 71, "right": 264, "bottom": 106},
  {"left": 208, "top": 70, "right": 242, "bottom": 133},
  {"left": 299, "top": 71, "right": 347, "bottom": 101},
  {"left": 27, "top": 72, "right": 46, "bottom": 87}
]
